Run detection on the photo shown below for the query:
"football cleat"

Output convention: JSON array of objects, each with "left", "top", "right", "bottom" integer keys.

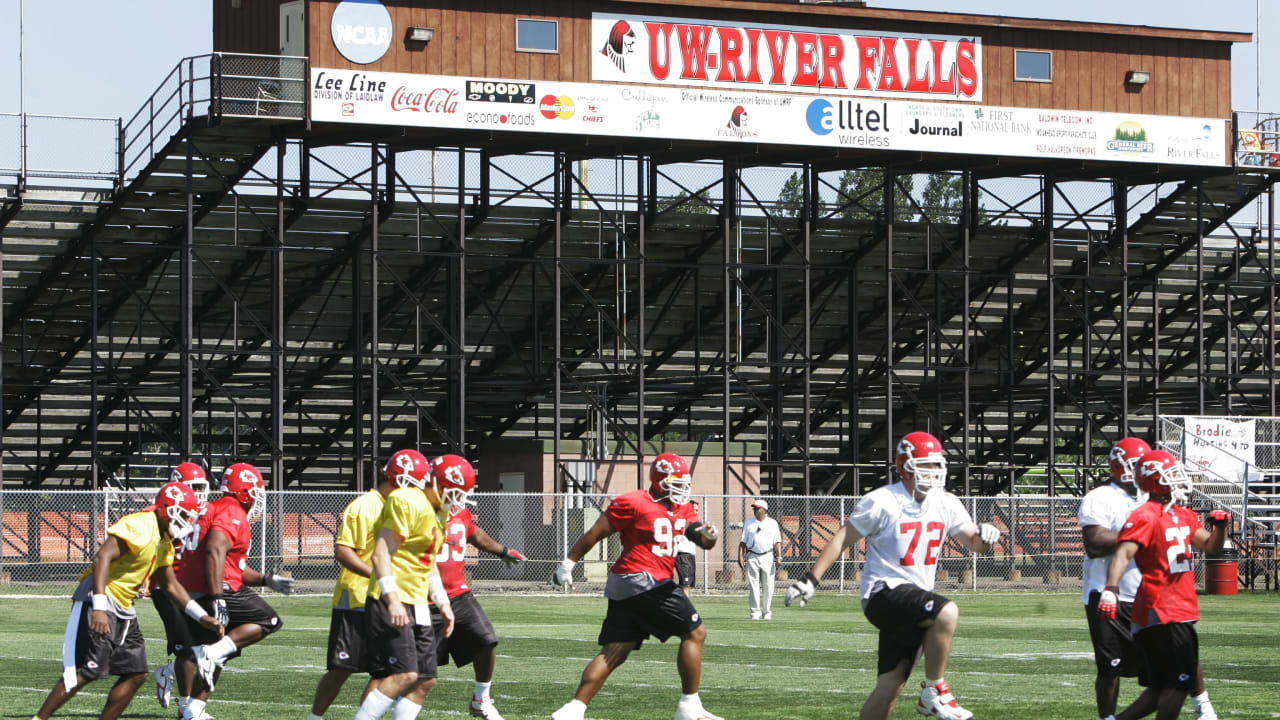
[
  {"left": 470, "top": 697, "right": 506, "bottom": 720},
  {"left": 1195, "top": 706, "right": 1219, "bottom": 720},
  {"left": 674, "top": 699, "right": 724, "bottom": 720},
  {"left": 550, "top": 702, "right": 586, "bottom": 720},
  {"left": 153, "top": 663, "right": 174, "bottom": 708},
  {"left": 192, "top": 645, "right": 219, "bottom": 691},
  {"left": 763, "top": 612, "right": 772, "bottom": 620},
  {"left": 917, "top": 681, "right": 973, "bottom": 720}
]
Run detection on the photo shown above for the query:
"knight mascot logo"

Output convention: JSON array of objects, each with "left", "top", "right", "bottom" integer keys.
[{"left": 602, "top": 20, "right": 637, "bottom": 72}]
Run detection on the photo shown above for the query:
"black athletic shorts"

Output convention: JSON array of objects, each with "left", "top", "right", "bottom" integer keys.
[
  {"left": 675, "top": 553, "right": 696, "bottom": 588},
  {"left": 184, "top": 587, "right": 283, "bottom": 660},
  {"left": 1085, "top": 590, "right": 1141, "bottom": 678},
  {"left": 152, "top": 587, "right": 195, "bottom": 656},
  {"left": 365, "top": 594, "right": 437, "bottom": 679},
  {"left": 430, "top": 591, "right": 498, "bottom": 668},
  {"left": 1136, "top": 621, "right": 1199, "bottom": 692},
  {"left": 863, "top": 582, "right": 950, "bottom": 677},
  {"left": 326, "top": 607, "right": 369, "bottom": 672},
  {"left": 597, "top": 581, "right": 703, "bottom": 649},
  {"left": 65, "top": 601, "right": 148, "bottom": 683}
]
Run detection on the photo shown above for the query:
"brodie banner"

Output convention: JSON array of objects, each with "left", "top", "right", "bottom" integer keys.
[
  {"left": 309, "top": 68, "right": 1228, "bottom": 167},
  {"left": 590, "top": 11, "right": 982, "bottom": 102}
]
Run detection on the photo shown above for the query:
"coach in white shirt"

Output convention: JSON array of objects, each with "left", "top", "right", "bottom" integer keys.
[{"left": 737, "top": 499, "right": 782, "bottom": 620}]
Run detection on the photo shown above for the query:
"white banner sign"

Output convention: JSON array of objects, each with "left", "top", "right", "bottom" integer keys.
[
  {"left": 1182, "top": 417, "right": 1257, "bottom": 482},
  {"left": 591, "top": 12, "right": 982, "bottom": 102},
  {"left": 309, "top": 68, "right": 1228, "bottom": 167}
]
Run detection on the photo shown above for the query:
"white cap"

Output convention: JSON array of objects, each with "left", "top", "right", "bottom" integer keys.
[{"left": 751, "top": 499, "right": 768, "bottom": 510}]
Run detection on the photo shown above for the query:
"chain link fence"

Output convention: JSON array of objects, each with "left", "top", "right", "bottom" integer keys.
[{"left": 1, "top": 489, "right": 1231, "bottom": 597}]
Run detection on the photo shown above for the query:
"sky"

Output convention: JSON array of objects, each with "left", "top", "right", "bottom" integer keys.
[{"left": 0, "top": 0, "right": 1273, "bottom": 127}]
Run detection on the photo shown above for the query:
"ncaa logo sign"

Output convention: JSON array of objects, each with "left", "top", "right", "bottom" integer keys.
[{"left": 331, "top": 0, "right": 393, "bottom": 65}]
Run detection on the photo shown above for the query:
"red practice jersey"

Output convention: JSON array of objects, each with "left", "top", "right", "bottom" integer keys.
[
  {"left": 1117, "top": 500, "right": 1203, "bottom": 626},
  {"left": 432, "top": 507, "right": 475, "bottom": 598},
  {"left": 606, "top": 489, "right": 699, "bottom": 582},
  {"left": 176, "top": 496, "right": 253, "bottom": 594}
]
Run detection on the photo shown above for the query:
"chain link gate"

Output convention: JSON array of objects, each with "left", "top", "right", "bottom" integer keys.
[{"left": 0, "top": 490, "right": 1214, "bottom": 595}]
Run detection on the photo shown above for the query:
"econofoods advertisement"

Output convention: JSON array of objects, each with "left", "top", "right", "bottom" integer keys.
[
  {"left": 591, "top": 11, "right": 982, "bottom": 102},
  {"left": 309, "top": 68, "right": 1228, "bottom": 167}
]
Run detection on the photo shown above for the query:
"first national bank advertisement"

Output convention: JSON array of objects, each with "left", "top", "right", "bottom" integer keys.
[{"left": 311, "top": 6, "right": 1227, "bottom": 167}]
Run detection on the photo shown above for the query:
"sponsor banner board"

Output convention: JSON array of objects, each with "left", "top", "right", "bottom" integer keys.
[
  {"left": 591, "top": 12, "right": 982, "bottom": 102},
  {"left": 1181, "top": 417, "right": 1257, "bottom": 483},
  {"left": 309, "top": 68, "right": 1228, "bottom": 166}
]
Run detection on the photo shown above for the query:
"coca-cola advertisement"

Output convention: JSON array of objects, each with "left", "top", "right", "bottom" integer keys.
[{"left": 390, "top": 86, "right": 459, "bottom": 114}]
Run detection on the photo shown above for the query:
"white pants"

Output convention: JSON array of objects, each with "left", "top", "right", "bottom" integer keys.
[{"left": 745, "top": 552, "right": 775, "bottom": 617}]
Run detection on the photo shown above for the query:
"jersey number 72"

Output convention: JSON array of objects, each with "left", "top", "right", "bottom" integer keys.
[{"left": 899, "top": 521, "right": 945, "bottom": 566}]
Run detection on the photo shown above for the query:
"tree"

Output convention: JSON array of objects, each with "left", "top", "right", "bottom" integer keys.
[
  {"left": 835, "top": 169, "right": 915, "bottom": 222},
  {"left": 921, "top": 172, "right": 965, "bottom": 224},
  {"left": 657, "top": 188, "right": 714, "bottom": 214},
  {"left": 776, "top": 171, "right": 827, "bottom": 219}
]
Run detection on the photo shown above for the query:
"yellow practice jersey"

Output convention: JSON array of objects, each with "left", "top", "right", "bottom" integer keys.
[
  {"left": 332, "top": 489, "right": 385, "bottom": 609},
  {"left": 78, "top": 510, "right": 175, "bottom": 610},
  {"left": 366, "top": 487, "right": 444, "bottom": 606}
]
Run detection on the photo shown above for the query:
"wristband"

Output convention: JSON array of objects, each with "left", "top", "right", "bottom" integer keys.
[
  {"left": 428, "top": 572, "right": 449, "bottom": 606},
  {"left": 184, "top": 599, "right": 207, "bottom": 621},
  {"left": 499, "top": 545, "right": 509, "bottom": 556},
  {"left": 804, "top": 571, "right": 820, "bottom": 588},
  {"left": 91, "top": 593, "right": 111, "bottom": 612},
  {"left": 1104, "top": 584, "right": 1119, "bottom": 594},
  {"left": 377, "top": 576, "right": 399, "bottom": 596}
]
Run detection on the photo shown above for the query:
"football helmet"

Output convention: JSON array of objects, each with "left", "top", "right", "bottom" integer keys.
[
  {"left": 430, "top": 454, "right": 476, "bottom": 514},
  {"left": 385, "top": 448, "right": 430, "bottom": 490},
  {"left": 650, "top": 452, "right": 692, "bottom": 505},
  {"left": 1135, "top": 449, "right": 1192, "bottom": 507},
  {"left": 895, "top": 431, "right": 948, "bottom": 493},
  {"left": 155, "top": 481, "right": 200, "bottom": 541},
  {"left": 170, "top": 461, "right": 211, "bottom": 511},
  {"left": 221, "top": 462, "right": 267, "bottom": 522},
  {"left": 1108, "top": 437, "right": 1151, "bottom": 487}
]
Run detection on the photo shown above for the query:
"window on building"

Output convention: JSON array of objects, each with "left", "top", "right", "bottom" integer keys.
[
  {"left": 1014, "top": 50, "right": 1053, "bottom": 82},
  {"left": 516, "top": 18, "right": 558, "bottom": 53}
]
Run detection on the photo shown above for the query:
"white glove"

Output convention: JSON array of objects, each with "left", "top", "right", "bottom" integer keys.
[
  {"left": 211, "top": 596, "right": 229, "bottom": 627},
  {"left": 552, "top": 558, "right": 575, "bottom": 588},
  {"left": 1097, "top": 587, "right": 1118, "bottom": 621},
  {"left": 978, "top": 523, "right": 1001, "bottom": 546},
  {"left": 784, "top": 572, "right": 818, "bottom": 607},
  {"left": 697, "top": 524, "right": 719, "bottom": 542},
  {"left": 265, "top": 572, "right": 295, "bottom": 594}
]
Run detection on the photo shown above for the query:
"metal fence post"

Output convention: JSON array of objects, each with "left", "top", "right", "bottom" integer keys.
[
  {"left": 838, "top": 496, "right": 846, "bottom": 593},
  {"left": 970, "top": 496, "right": 978, "bottom": 592}
]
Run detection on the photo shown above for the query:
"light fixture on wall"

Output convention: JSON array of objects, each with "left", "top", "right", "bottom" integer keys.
[
  {"left": 406, "top": 26, "right": 435, "bottom": 43},
  {"left": 1125, "top": 70, "right": 1151, "bottom": 86}
]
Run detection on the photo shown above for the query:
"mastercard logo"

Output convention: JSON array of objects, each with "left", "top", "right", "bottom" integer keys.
[{"left": 540, "top": 95, "right": 575, "bottom": 120}]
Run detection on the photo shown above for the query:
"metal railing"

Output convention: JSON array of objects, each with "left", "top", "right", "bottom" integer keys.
[
  {"left": 1233, "top": 111, "right": 1280, "bottom": 168},
  {"left": 0, "top": 488, "right": 1235, "bottom": 595},
  {"left": 0, "top": 112, "right": 121, "bottom": 182},
  {"left": 1155, "top": 415, "right": 1280, "bottom": 534}
]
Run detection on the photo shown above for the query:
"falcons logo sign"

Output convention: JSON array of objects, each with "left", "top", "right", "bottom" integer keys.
[{"left": 601, "top": 20, "right": 637, "bottom": 72}]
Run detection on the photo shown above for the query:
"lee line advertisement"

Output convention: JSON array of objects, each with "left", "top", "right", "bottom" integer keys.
[{"left": 309, "top": 68, "right": 1227, "bottom": 167}]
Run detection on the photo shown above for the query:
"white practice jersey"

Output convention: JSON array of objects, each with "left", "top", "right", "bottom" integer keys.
[
  {"left": 849, "top": 482, "right": 975, "bottom": 599},
  {"left": 1077, "top": 482, "right": 1143, "bottom": 604}
]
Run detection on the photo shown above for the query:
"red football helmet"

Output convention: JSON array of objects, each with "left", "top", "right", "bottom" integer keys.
[
  {"left": 1108, "top": 437, "right": 1151, "bottom": 487},
  {"left": 170, "top": 461, "right": 211, "bottom": 511},
  {"left": 895, "top": 431, "right": 948, "bottom": 492},
  {"left": 222, "top": 462, "right": 267, "bottom": 522},
  {"left": 155, "top": 481, "right": 201, "bottom": 541},
  {"left": 430, "top": 454, "right": 476, "bottom": 514},
  {"left": 385, "top": 449, "right": 430, "bottom": 490},
  {"left": 649, "top": 452, "right": 692, "bottom": 505},
  {"left": 1135, "top": 450, "right": 1192, "bottom": 506}
]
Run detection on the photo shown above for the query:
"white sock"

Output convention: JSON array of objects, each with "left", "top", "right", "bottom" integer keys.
[
  {"left": 205, "top": 635, "right": 238, "bottom": 663},
  {"left": 925, "top": 678, "right": 944, "bottom": 689},
  {"left": 183, "top": 698, "right": 207, "bottom": 720},
  {"left": 561, "top": 699, "right": 588, "bottom": 712},
  {"left": 1192, "top": 691, "right": 1211, "bottom": 708},
  {"left": 177, "top": 697, "right": 190, "bottom": 710},
  {"left": 308, "top": 714, "right": 325, "bottom": 720},
  {"left": 474, "top": 680, "right": 492, "bottom": 701},
  {"left": 354, "top": 689, "right": 396, "bottom": 720},
  {"left": 392, "top": 698, "right": 423, "bottom": 720},
  {"left": 679, "top": 693, "right": 700, "bottom": 705}
]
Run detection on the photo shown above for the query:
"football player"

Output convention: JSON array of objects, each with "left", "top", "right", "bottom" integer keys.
[
  {"left": 424, "top": 454, "right": 526, "bottom": 720},
  {"left": 151, "top": 462, "right": 211, "bottom": 713},
  {"left": 785, "top": 431, "right": 1001, "bottom": 720},
  {"left": 549, "top": 452, "right": 721, "bottom": 720},
  {"left": 1099, "top": 450, "right": 1229, "bottom": 720},
  {"left": 177, "top": 462, "right": 295, "bottom": 720},
  {"left": 305, "top": 461, "right": 398, "bottom": 720},
  {"left": 351, "top": 448, "right": 455, "bottom": 720},
  {"left": 32, "top": 482, "right": 222, "bottom": 720}
]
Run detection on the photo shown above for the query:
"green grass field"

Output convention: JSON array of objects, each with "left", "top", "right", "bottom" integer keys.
[{"left": 1, "top": 592, "right": 1277, "bottom": 719}]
